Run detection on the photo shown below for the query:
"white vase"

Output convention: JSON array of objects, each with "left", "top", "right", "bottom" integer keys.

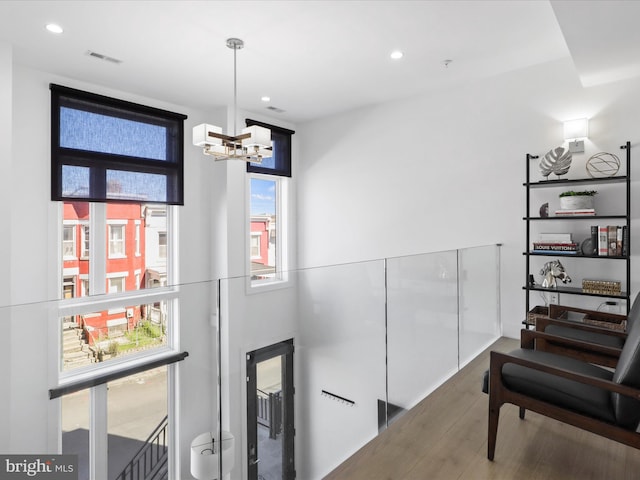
[{"left": 560, "top": 195, "right": 594, "bottom": 210}]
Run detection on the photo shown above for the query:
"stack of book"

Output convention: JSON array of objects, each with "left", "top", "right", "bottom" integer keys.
[
  {"left": 555, "top": 208, "right": 596, "bottom": 216},
  {"left": 532, "top": 233, "right": 578, "bottom": 255},
  {"left": 593, "top": 225, "right": 627, "bottom": 256}
]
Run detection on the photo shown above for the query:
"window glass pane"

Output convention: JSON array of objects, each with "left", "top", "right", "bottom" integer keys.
[
  {"left": 60, "top": 301, "right": 168, "bottom": 372},
  {"left": 106, "top": 170, "right": 168, "bottom": 203},
  {"left": 157, "top": 232, "right": 167, "bottom": 260},
  {"left": 135, "top": 224, "right": 141, "bottom": 256},
  {"left": 63, "top": 225, "right": 76, "bottom": 258},
  {"left": 246, "top": 122, "right": 293, "bottom": 177},
  {"left": 108, "top": 367, "right": 168, "bottom": 480},
  {"left": 64, "top": 202, "right": 90, "bottom": 296},
  {"left": 250, "top": 178, "right": 277, "bottom": 280},
  {"left": 62, "top": 203, "right": 168, "bottom": 302},
  {"left": 62, "top": 390, "right": 90, "bottom": 480},
  {"left": 108, "top": 225, "right": 126, "bottom": 257},
  {"left": 62, "top": 165, "right": 91, "bottom": 199},
  {"left": 250, "top": 151, "right": 275, "bottom": 170},
  {"left": 60, "top": 106, "right": 167, "bottom": 161},
  {"left": 81, "top": 224, "right": 90, "bottom": 258}
]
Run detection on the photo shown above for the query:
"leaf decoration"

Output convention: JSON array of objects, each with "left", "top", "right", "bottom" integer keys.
[{"left": 539, "top": 147, "right": 572, "bottom": 178}]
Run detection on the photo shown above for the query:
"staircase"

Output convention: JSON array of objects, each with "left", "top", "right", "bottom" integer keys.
[
  {"left": 114, "top": 415, "right": 169, "bottom": 480},
  {"left": 62, "top": 321, "right": 96, "bottom": 370}
]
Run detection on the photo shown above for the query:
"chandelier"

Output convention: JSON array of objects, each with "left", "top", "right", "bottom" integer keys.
[{"left": 193, "top": 38, "right": 272, "bottom": 163}]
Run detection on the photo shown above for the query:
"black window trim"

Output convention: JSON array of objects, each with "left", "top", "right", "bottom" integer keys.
[
  {"left": 246, "top": 118, "right": 294, "bottom": 177},
  {"left": 50, "top": 83, "right": 187, "bottom": 205}
]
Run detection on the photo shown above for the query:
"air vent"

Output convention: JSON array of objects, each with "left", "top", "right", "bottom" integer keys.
[
  {"left": 86, "top": 50, "right": 123, "bottom": 65},
  {"left": 266, "top": 105, "right": 286, "bottom": 114}
]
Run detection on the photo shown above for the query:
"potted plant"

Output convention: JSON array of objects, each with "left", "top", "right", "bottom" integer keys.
[{"left": 559, "top": 190, "right": 597, "bottom": 210}]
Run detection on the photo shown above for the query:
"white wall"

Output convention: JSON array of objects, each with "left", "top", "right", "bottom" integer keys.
[
  {"left": 1, "top": 61, "right": 223, "bottom": 477},
  {"left": 0, "top": 41, "right": 12, "bottom": 453},
  {"left": 297, "top": 56, "right": 640, "bottom": 339}
]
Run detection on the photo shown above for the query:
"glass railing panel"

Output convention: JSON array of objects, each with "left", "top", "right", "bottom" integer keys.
[
  {"left": 219, "top": 259, "right": 388, "bottom": 480},
  {"left": 219, "top": 272, "right": 301, "bottom": 480},
  {"left": 296, "top": 260, "right": 387, "bottom": 480},
  {"left": 386, "top": 251, "right": 460, "bottom": 422},
  {"left": 458, "top": 245, "right": 502, "bottom": 367}
]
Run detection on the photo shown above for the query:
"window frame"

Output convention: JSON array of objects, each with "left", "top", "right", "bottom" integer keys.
[
  {"left": 62, "top": 223, "right": 77, "bottom": 260},
  {"left": 57, "top": 202, "right": 179, "bottom": 380},
  {"left": 134, "top": 221, "right": 141, "bottom": 256},
  {"left": 247, "top": 173, "right": 288, "bottom": 290},
  {"left": 80, "top": 223, "right": 90, "bottom": 259},
  {"left": 107, "top": 222, "right": 127, "bottom": 259}
]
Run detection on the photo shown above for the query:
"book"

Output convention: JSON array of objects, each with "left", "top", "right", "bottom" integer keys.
[
  {"left": 532, "top": 242, "right": 579, "bottom": 251},
  {"left": 598, "top": 226, "right": 608, "bottom": 256},
  {"left": 590, "top": 226, "right": 598, "bottom": 255},
  {"left": 538, "top": 233, "right": 573, "bottom": 243},
  {"left": 622, "top": 225, "right": 629, "bottom": 256},
  {"left": 616, "top": 226, "right": 623, "bottom": 256},
  {"left": 554, "top": 209, "right": 596, "bottom": 216},
  {"left": 608, "top": 225, "right": 617, "bottom": 255},
  {"left": 532, "top": 250, "right": 578, "bottom": 255}
]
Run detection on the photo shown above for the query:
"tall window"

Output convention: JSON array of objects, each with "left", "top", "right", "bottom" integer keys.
[
  {"left": 249, "top": 176, "right": 286, "bottom": 284},
  {"left": 246, "top": 120, "right": 293, "bottom": 287},
  {"left": 53, "top": 85, "right": 186, "bottom": 480}
]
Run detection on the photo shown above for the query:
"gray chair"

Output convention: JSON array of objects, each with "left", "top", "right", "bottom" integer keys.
[
  {"left": 485, "top": 318, "right": 640, "bottom": 461},
  {"left": 531, "top": 294, "right": 640, "bottom": 368}
]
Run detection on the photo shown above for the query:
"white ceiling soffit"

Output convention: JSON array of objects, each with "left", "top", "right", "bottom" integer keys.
[
  {"left": 551, "top": 0, "right": 640, "bottom": 87},
  {"left": 0, "top": 0, "right": 569, "bottom": 123}
]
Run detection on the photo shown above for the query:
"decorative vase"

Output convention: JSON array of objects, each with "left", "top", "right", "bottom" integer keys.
[{"left": 560, "top": 195, "right": 594, "bottom": 210}]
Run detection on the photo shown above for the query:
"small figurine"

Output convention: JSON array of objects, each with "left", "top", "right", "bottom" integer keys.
[{"left": 540, "top": 260, "right": 571, "bottom": 288}]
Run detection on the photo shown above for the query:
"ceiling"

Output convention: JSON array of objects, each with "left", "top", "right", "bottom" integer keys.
[{"left": 0, "top": 1, "right": 637, "bottom": 124}]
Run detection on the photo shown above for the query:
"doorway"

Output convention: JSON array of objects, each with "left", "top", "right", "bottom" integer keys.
[{"left": 246, "top": 339, "right": 295, "bottom": 480}]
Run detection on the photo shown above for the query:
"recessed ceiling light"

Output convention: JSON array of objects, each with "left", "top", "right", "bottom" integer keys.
[
  {"left": 261, "top": 96, "right": 271, "bottom": 102},
  {"left": 390, "top": 50, "right": 403, "bottom": 60},
  {"left": 46, "top": 23, "right": 63, "bottom": 34}
]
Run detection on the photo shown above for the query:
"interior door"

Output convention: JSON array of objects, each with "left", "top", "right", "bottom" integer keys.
[{"left": 246, "top": 339, "right": 295, "bottom": 480}]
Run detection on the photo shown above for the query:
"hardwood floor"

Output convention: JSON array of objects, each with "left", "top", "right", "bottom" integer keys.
[{"left": 324, "top": 337, "right": 640, "bottom": 480}]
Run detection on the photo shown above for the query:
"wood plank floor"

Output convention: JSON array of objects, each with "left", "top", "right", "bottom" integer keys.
[{"left": 324, "top": 337, "right": 640, "bottom": 480}]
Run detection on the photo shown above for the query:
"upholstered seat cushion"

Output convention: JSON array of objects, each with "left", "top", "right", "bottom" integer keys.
[
  {"left": 544, "top": 324, "right": 625, "bottom": 349},
  {"left": 611, "top": 318, "right": 640, "bottom": 429},
  {"left": 500, "top": 349, "right": 616, "bottom": 423}
]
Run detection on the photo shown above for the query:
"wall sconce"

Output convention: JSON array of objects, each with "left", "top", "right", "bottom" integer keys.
[{"left": 564, "top": 118, "right": 589, "bottom": 153}]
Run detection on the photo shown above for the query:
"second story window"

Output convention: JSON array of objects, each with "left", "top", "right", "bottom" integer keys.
[
  {"left": 81, "top": 224, "right": 90, "bottom": 258},
  {"left": 108, "top": 223, "right": 126, "bottom": 258},
  {"left": 135, "top": 222, "right": 141, "bottom": 256},
  {"left": 158, "top": 232, "right": 167, "bottom": 259},
  {"left": 62, "top": 224, "right": 76, "bottom": 259}
]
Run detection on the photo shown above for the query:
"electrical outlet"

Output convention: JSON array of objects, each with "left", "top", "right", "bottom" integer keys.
[{"left": 549, "top": 292, "right": 558, "bottom": 305}]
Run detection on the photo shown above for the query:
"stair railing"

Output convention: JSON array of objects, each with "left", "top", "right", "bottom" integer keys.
[{"left": 114, "top": 415, "right": 169, "bottom": 480}]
